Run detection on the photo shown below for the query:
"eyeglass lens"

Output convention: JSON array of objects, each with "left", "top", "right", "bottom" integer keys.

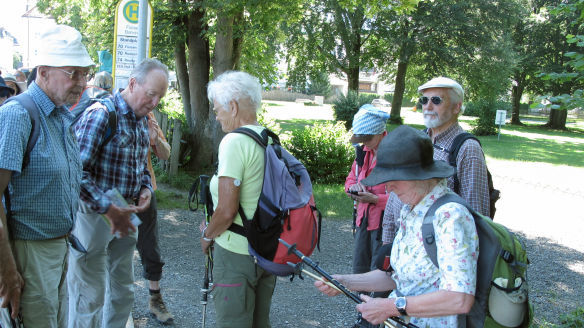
[{"left": 419, "top": 96, "right": 443, "bottom": 105}]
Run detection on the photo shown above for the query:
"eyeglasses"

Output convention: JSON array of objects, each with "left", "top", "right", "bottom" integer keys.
[
  {"left": 54, "top": 68, "right": 89, "bottom": 82},
  {"left": 419, "top": 96, "right": 443, "bottom": 105}
]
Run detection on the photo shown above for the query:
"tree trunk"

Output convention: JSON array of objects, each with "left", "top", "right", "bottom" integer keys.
[
  {"left": 213, "top": 9, "right": 244, "bottom": 76},
  {"left": 546, "top": 108, "right": 567, "bottom": 129},
  {"left": 346, "top": 66, "right": 360, "bottom": 92},
  {"left": 174, "top": 41, "right": 192, "bottom": 130},
  {"left": 511, "top": 73, "right": 525, "bottom": 125},
  {"left": 185, "top": 6, "right": 216, "bottom": 169},
  {"left": 390, "top": 59, "right": 409, "bottom": 125}
]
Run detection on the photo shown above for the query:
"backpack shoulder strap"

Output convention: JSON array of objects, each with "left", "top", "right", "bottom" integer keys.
[
  {"left": 422, "top": 192, "right": 473, "bottom": 268},
  {"left": 449, "top": 132, "right": 479, "bottom": 167},
  {"left": 95, "top": 97, "right": 117, "bottom": 147},
  {"left": 449, "top": 132, "right": 480, "bottom": 194},
  {"left": 5, "top": 94, "right": 41, "bottom": 171},
  {"left": 231, "top": 126, "right": 270, "bottom": 148}
]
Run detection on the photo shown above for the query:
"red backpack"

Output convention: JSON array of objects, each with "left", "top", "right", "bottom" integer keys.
[{"left": 226, "top": 127, "right": 321, "bottom": 276}]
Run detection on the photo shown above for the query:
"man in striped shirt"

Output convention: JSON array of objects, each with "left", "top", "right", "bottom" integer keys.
[
  {"left": 67, "top": 58, "right": 169, "bottom": 328},
  {"left": 382, "top": 77, "right": 490, "bottom": 246}
]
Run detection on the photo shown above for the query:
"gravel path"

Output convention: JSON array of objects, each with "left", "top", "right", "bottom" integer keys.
[
  {"left": 131, "top": 166, "right": 584, "bottom": 327},
  {"left": 131, "top": 107, "right": 584, "bottom": 326}
]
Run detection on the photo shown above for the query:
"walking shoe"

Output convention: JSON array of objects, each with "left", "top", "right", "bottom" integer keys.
[{"left": 149, "top": 293, "right": 174, "bottom": 325}]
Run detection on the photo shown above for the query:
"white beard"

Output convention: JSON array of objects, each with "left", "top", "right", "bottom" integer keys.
[{"left": 423, "top": 111, "right": 441, "bottom": 128}]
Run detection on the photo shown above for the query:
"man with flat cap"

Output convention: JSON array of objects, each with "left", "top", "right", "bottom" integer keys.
[
  {"left": 0, "top": 24, "right": 93, "bottom": 327},
  {"left": 382, "top": 77, "right": 490, "bottom": 246}
]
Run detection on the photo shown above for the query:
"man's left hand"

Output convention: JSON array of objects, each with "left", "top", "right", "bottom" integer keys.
[{"left": 135, "top": 188, "right": 152, "bottom": 212}]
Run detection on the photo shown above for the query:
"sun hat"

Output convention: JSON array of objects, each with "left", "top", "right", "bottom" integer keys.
[
  {"left": 488, "top": 277, "right": 528, "bottom": 327},
  {"left": 351, "top": 104, "right": 390, "bottom": 143},
  {"left": 361, "top": 125, "right": 455, "bottom": 186},
  {"left": 34, "top": 24, "right": 94, "bottom": 68},
  {"left": 2, "top": 74, "right": 27, "bottom": 94},
  {"left": 0, "top": 76, "right": 15, "bottom": 96},
  {"left": 418, "top": 77, "right": 464, "bottom": 100}
]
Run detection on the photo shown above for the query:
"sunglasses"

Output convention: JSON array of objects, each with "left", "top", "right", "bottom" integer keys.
[{"left": 419, "top": 96, "right": 443, "bottom": 105}]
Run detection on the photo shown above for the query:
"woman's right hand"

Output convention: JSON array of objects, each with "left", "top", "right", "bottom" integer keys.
[{"left": 314, "top": 275, "right": 342, "bottom": 297}]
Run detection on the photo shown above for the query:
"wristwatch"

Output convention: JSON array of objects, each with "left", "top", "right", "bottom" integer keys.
[{"left": 395, "top": 296, "right": 408, "bottom": 316}]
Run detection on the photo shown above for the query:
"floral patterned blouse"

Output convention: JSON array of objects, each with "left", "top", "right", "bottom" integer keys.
[{"left": 388, "top": 179, "right": 479, "bottom": 328}]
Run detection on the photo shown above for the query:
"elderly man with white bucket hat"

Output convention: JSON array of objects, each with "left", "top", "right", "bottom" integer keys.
[
  {"left": 381, "top": 77, "right": 490, "bottom": 248},
  {"left": 0, "top": 24, "right": 93, "bottom": 327}
]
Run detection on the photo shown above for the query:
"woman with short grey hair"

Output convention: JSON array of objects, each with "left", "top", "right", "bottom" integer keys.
[{"left": 201, "top": 71, "right": 276, "bottom": 327}]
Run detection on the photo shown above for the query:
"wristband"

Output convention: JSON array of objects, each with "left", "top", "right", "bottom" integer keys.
[{"left": 201, "top": 227, "right": 213, "bottom": 242}]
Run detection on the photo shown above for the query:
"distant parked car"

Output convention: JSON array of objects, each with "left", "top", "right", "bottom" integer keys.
[{"left": 371, "top": 98, "right": 390, "bottom": 109}]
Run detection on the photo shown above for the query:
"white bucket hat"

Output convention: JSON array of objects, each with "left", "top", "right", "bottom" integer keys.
[
  {"left": 418, "top": 76, "right": 464, "bottom": 100},
  {"left": 34, "top": 25, "right": 94, "bottom": 68},
  {"left": 488, "top": 277, "right": 528, "bottom": 327}
]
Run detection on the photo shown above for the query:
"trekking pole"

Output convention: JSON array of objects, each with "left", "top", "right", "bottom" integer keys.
[
  {"left": 201, "top": 250, "right": 213, "bottom": 328},
  {"left": 279, "top": 239, "right": 418, "bottom": 328}
]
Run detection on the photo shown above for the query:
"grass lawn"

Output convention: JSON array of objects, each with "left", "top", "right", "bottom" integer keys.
[{"left": 156, "top": 101, "right": 584, "bottom": 218}]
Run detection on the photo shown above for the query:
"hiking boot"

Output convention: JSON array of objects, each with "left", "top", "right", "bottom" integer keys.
[{"left": 149, "top": 293, "right": 174, "bottom": 325}]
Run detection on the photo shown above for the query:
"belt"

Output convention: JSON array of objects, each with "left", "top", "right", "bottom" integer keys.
[{"left": 48, "top": 233, "right": 68, "bottom": 241}]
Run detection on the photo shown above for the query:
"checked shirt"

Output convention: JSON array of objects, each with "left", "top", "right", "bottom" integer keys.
[
  {"left": 75, "top": 90, "right": 151, "bottom": 214},
  {"left": 382, "top": 123, "right": 489, "bottom": 245}
]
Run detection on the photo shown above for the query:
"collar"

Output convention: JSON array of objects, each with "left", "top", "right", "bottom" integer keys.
[
  {"left": 28, "top": 82, "right": 59, "bottom": 117},
  {"left": 113, "top": 89, "right": 133, "bottom": 116}
]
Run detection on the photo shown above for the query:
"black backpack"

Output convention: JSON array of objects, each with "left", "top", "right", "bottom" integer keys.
[{"left": 448, "top": 132, "right": 500, "bottom": 218}]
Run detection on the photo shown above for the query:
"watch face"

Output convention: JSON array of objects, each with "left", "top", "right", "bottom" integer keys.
[{"left": 395, "top": 297, "right": 406, "bottom": 308}]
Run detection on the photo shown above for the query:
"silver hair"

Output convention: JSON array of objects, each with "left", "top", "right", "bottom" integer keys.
[
  {"left": 207, "top": 71, "right": 262, "bottom": 112},
  {"left": 446, "top": 88, "right": 465, "bottom": 115},
  {"left": 130, "top": 58, "right": 169, "bottom": 84},
  {"left": 94, "top": 71, "right": 113, "bottom": 92}
]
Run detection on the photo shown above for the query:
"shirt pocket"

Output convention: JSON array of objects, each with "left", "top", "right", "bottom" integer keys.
[{"left": 112, "top": 132, "right": 133, "bottom": 148}]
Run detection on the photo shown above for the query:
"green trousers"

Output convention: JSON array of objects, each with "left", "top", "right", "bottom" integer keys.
[{"left": 212, "top": 244, "right": 276, "bottom": 328}]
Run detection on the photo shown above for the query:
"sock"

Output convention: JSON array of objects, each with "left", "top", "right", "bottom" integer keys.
[{"left": 149, "top": 289, "right": 161, "bottom": 295}]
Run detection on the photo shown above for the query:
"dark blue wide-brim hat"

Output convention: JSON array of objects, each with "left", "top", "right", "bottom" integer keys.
[{"left": 362, "top": 125, "right": 455, "bottom": 186}]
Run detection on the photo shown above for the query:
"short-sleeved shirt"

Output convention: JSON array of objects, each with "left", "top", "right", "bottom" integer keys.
[
  {"left": 389, "top": 179, "right": 479, "bottom": 327},
  {"left": 211, "top": 125, "right": 265, "bottom": 255},
  {"left": 0, "top": 82, "right": 82, "bottom": 240}
]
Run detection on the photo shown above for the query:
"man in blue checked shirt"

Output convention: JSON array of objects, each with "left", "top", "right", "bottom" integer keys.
[
  {"left": 0, "top": 25, "right": 93, "bottom": 328},
  {"left": 67, "top": 58, "right": 169, "bottom": 328}
]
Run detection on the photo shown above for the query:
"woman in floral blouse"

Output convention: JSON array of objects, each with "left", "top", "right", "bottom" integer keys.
[{"left": 315, "top": 125, "right": 479, "bottom": 328}]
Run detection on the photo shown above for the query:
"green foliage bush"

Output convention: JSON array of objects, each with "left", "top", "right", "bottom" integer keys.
[
  {"left": 358, "top": 93, "right": 378, "bottom": 106},
  {"left": 283, "top": 121, "right": 353, "bottom": 184},
  {"left": 257, "top": 103, "right": 282, "bottom": 134},
  {"left": 558, "top": 307, "right": 584, "bottom": 328},
  {"left": 464, "top": 100, "right": 511, "bottom": 118},
  {"left": 383, "top": 93, "right": 393, "bottom": 103},
  {"left": 468, "top": 99, "right": 499, "bottom": 136},
  {"left": 333, "top": 91, "right": 359, "bottom": 130}
]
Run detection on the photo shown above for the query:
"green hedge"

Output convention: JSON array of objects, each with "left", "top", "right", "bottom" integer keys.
[{"left": 283, "top": 121, "right": 353, "bottom": 184}]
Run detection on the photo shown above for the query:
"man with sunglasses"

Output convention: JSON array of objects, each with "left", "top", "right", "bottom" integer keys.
[
  {"left": 0, "top": 25, "right": 93, "bottom": 327},
  {"left": 382, "top": 77, "right": 490, "bottom": 246}
]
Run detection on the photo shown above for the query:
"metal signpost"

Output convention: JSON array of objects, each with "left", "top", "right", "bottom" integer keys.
[
  {"left": 112, "top": 0, "right": 153, "bottom": 90},
  {"left": 495, "top": 109, "right": 507, "bottom": 140}
]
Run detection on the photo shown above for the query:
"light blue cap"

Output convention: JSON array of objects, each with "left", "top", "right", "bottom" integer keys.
[{"left": 352, "top": 104, "right": 390, "bottom": 135}]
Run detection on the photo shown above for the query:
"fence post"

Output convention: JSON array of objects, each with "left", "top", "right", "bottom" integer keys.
[{"left": 169, "top": 119, "right": 182, "bottom": 177}]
